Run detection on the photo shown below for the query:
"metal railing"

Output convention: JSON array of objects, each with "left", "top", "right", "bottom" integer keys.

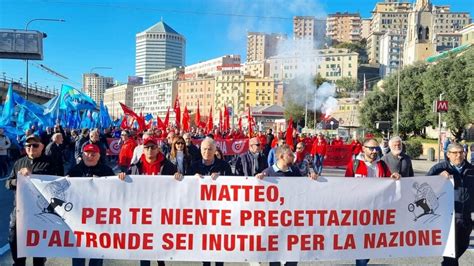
[{"left": 0, "top": 75, "right": 59, "bottom": 97}]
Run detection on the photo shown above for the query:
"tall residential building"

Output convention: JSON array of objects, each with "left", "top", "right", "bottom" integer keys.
[
  {"left": 293, "top": 16, "right": 326, "bottom": 43},
  {"left": 184, "top": 55, "right": 241, "bottom": 78},
  {"left": 246, "top": 32, "right": 287, "bottom": 62},
  {"left": 177, "top": 77, "right": 215, "bottom": 122},
  {"left": 103, "top": 83, "right": 135, "bottom": 120},
  {"left": 268, "top": 48, "right": 358, "bottom": 82},
  {"left": 133, "top": 81, "right": 177, "bottom": 118},
  {"left": 82, "top": 73, "right": 114, "bottom": 105},
  {"left": 326, "top": 12, "right": 363, "bottom": 43},
  {"left": 367, "top": 1, "right": 411, "bottom": 64},
  {"left": 379, "top": 31, "right": 404, "bottom": 77},
  {"left": 135, "top": 20, "right": 186, "bottom": 84},
  {"left": 361, "top": 19, "right": 371, "bottom": 40}
]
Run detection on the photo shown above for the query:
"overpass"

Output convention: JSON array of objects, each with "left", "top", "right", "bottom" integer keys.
[{"left": 0, "top": 78, "right": 57, "bottom": 104}]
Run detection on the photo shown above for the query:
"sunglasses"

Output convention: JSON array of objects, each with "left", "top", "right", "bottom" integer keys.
[
  {"left": 251, "top": 143, "right": 261, "bottom": 146},
  {"left": 296, "top": 146, "right": 304, "bottom": 149},
  {"left": 176, "top": 142, "right": 185, "bottom": 145},
  {"left": 144, "top": 145, "right": 158, "bottom": 150},
  {"left": 364, "top": 146, "right": 378, "bottom": 151},
  {"left": 25, "top": 143, "right": 40, "bottom": 148}
]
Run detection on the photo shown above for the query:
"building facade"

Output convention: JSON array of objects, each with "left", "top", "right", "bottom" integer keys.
[
  {"left": 268, "top": 48, "right": 358, "bottom": 82},
  {"left": 214, "top": 74, "right": 246, "bottom": 125},
  {"left": 133, "top": 81, "right": 177, "bottom": 118},
  {"left": 177, "top": 77, "right": 215, "bottom": 123},
  {"left": 242, "top": 60, "right": 270, "bottom": 78},
  {"left": 184, "top": 55, "right": 241, "bottom": 78},
  {"left": 367, "top": 1, "right": 411, "bottom": 64},
  {"left": 460, "top": 23, "right": 474, "bottom": 45},
  {"left": 244, "top": 77, "right": 275, "bottom": 107},
  {"left": 149, "top": 67, "right": 184, "bottom": 84},
  {"left": 246, "top": 32, "right": 286, "bottom": 62},
  {"left": 103, "top": 83, "right": 135, "bottom": 120},
  {"left": 82, "top": 73, "right": 114, "bottom": 105},
  {"left": 379, "top": 31, "right": 404, "bottom": 77},
  {"left": 326, "top": 12, "right": 363, "bottom": 43},
  {"left": 293, "top": 16, "right": 326, "bottom": 44},
  {"left": 135, "top": 20, "right": 186, "bottom": 84}
]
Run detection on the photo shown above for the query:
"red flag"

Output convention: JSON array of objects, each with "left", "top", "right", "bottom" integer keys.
[
  {"left": 174, "top": 96, "right": 181, "bottom": 129},
  {"left": 195, "top": 101, "right": 201, "bottom": 128},
  {"left": 206, "top": 106, "right": 213, "bottom": 133},
  {"left": 247, "top": 108, "right": 254, "bottom": 138},
  {"left": 238, "top": 117, "right": 242, "bottom": 133},
  {"left": 182, "top": 105, "right": 190, "bottom": 132},
  {"left": 157, "top": 115, "right": 165, "bottom": 130},
  {"left": 223, "top": 106, "right": 230, "bottom": 132},
  {"left": 219, "top": 109, "right": 223, "bottom": 131},
  {"left": 164, "top": 107, "right": 170, "bottom": 128},
  {"left": 119, "top": 102, "right": 145, "bottom": 131},
  {"left": 286, "top": 116, "right": 294, "bottom": 148},
  {"left": 120, "top": 116, "right": 129, "bottom": 129}
]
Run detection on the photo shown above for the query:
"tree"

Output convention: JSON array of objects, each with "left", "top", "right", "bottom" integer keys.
[
  {"left": 313, "top": 73, "right": 327, "bottom": 87},
  {"left": 334, "top": 41, "right": 368, "bottom": 64},
  {"left": 335, "top": 77, "right": 359, "bottom": 92},
  {"left": 421, "top": 48, "right": 474, "bottom": 139}
]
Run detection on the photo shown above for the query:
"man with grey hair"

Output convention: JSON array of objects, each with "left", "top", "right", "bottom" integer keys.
[
  {"left": 235, "top": 137, "right": 268, "bottom": 176},
  {"left": 381, "top": 136, "right": 414, "bottom": 177},
  {"left": 45, "top": 132, "right": 65, "bottom": 176},
  {"left": 427, "top": 143, "right": 474, "bottom": 266},
  {"left": 190, "top": 137, "right": 232, "bottom": 179},
  {"left": 183, "top": 132, "right": 201, "bottom": 162}
]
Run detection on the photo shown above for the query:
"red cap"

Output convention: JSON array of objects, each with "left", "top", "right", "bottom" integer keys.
[
  {"left": 143, "top": 138, "right": 158, "bottom": 147},
  {"left": 83, "top": 144, "right": 100, "bottom": 153}
]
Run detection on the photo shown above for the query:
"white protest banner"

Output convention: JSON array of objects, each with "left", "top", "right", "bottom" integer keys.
[{"left": 17, "top": 174, "right": 455, "bottom": 262}]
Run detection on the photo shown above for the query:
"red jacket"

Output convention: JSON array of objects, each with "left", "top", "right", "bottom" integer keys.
[
  {"left": 118, "top": 138, "right": 137, "bottom": 167},
  {"left": 311, "top": 138, "right": 327, "bottom": 156},
  {"left": 332, "top": 139, "right": 344, "bottom": 146},
  {"left": 345, "top": 158, "right": 391, "bottom": 178}
]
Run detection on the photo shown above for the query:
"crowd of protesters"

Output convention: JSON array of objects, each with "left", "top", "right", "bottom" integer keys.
[{"left": 2, "top": 123, "right": 474, "bottom": 266}]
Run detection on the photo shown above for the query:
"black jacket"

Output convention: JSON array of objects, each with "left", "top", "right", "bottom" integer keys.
[
  {"left": 45, "top": 142, "right": 65, "bottom": 176},
  {"left": 427, "top": 160, "right": 474, "bottom": 226},
  {"left": 6, "top": 155, "right": 59, "bottom": 190},
  {"left": 262, "top": 165, "right": 302, "bottom": 177},
  {"left": 67, "top": 161, "right": 115, "bottom": 177},
  {"left": 190, "top": 159, "right": 233, "bottom": 176},
  {"left": 235, "top": 151, "right": 268, "bottom": 176},
  {"left": 167, "top": 153, "right": 193, "bottom": 175},
  {"left": 187, "top": 144, "right": 202, "bottom": 162}
]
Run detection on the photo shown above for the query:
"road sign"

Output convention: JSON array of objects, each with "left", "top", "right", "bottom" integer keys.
[{"left": 436, "top": 100, "right": 448, "bottom": 112}]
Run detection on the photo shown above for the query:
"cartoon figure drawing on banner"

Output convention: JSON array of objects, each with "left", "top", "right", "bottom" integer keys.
[
  {"left": 408, "top": 182, "right": 444, "bottom": 223},
  {"left": 35, "top": 178, "right": 73, "bottom": 223}
]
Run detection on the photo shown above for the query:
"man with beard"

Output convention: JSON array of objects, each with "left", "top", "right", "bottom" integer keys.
[{"left": 381, "top": 136, "right": 414, "bottom": 177}]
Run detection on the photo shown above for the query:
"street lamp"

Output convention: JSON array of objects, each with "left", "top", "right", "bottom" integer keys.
[
  {"left": 25, "top": 18, "right": 65, "bottom": 100},
  {"left": 330, "top": 120, "right": 334, "bottom": 130},
  {"left": 437, "top": 92, "right": 445, "bottom": 163}
]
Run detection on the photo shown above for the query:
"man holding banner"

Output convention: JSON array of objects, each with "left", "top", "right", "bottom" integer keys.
[
  {"left": 67, "top": 143, "right": 115, "bottom": 266},
  {"left": 427, "top": 143, "right": 474, "bottom": 266},
  {"left": 345, "top": 138, "right": 400, "bottom": 266},
  {"left": 6, "top": 135, "right": 61, "bottom": 266}
]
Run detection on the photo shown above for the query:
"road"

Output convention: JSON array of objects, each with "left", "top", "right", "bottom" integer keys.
[{"left": 1, "top": 166, "right": 473, "bottom": 265}]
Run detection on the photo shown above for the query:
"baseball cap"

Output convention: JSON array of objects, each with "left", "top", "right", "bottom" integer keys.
[
  {"left": 83, "top": 144, "right": 100, "bottom": 153},
  {"left": 26, "top": 134, "right": 41, "bottom": 143},
  {"left": 143, "top": 138, "right": 158, "bottom": 147}
]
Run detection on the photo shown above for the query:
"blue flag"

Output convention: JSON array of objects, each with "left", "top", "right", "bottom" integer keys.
[
  {"left": 0, "top": 84, "right": 14, "bottom": 126},
  {"left": 99, "top": 101, "right": 112, "bottom": 129},
  {"left": 60, "top": 84, "right": 97, "bottom": 111}
]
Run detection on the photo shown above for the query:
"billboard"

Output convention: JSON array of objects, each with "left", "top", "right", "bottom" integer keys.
[{"left": 0, "top": 29, "right": 45, "bottom": 60}]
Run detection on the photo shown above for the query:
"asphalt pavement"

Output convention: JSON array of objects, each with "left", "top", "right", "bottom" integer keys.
[{"left": 1, "top": 159, "right": 473, "bottom": 265}]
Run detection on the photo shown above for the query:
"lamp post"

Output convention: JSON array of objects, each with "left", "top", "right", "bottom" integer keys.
[
  {"left": 437, "top": 92, "right": 445, "bottom": 163},
  {"left": 25, "top": 18, "right": 65, "bottom": 100},
  {"left": 330, "top": 120, "right": 334, "bottom": 131}
]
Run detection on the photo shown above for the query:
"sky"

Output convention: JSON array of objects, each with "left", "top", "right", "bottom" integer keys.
[{"left": 0, "top": 0, "right": 472, "bottom": 93}]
